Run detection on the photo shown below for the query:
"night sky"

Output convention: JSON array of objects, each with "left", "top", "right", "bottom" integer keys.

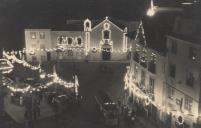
[{"left": 0, "top": 0, "right": 197, "bottom": 51}]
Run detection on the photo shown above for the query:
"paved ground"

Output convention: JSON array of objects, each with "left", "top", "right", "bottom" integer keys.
[
  {"left": 4, "top": 95, "right": 55, "bottom": 123},
  {"left": 0, "top": 61, "right": 162, "bottom": 128}
]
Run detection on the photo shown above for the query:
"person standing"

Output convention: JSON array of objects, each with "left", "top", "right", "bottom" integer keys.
[
  {"left": 32, "top": 100, "right": 38, "bottom": 120},
  {"left": 20, "top": 96, "right": 23, "bottom": 106},
  {"left": 24, "top": 110, "right": 33, "bottom": 128},
  {"left": 36, "top": 103, "right": 40, "bottom": 117}
]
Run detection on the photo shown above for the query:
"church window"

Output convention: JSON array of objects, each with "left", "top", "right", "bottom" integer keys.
[{"left": 103, "top": 30, "right": 110, "bottom": 39}]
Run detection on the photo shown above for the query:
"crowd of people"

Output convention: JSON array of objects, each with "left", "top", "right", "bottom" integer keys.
[
  {"left": 22, "top": 86, "right": 81, "bottom": 128},
  {"left": 23, "top": 92, "right": 42, "bottom": 128}
]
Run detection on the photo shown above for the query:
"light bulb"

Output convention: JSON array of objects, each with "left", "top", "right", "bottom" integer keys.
[{"left": 147, "top": 8, "right": 156, "bottom": 17}]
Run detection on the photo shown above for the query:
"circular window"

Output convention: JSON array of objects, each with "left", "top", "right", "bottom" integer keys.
[
  {"left": 104, "top": 23, "right": 110, "bottom": 29},
  {"left": 92, "top": 47, "right": 97, "bottom": 53}
]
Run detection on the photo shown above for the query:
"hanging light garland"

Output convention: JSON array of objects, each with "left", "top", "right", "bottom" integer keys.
[
  {"left": 1, "top": 51, "right": 79, "bottom": 95},
  {"left": 0, "top": 59, "right": 14, "bottom": 74},
  {"left": 3, "top": 51, "right": 40, "bottom": 71},
  {"left": 5, "top": 47, "right": 131, "bottom": 54},
  {"left": 124, "top": 68, "right": 194, "bottom": 122},
  {"left": 2, "top": 21, "right": 148, "bottom": 59},
  {"left": 3, "top": 44, "right": 134, "bottom": 57},
  {"left": 124, "top": 21, "right": 199, "bottom": 123},
  {"left": 2, "top": 73, "right": 78, "bottom": 94}
]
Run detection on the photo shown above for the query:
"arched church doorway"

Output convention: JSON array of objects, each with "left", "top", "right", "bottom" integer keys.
[{"left": 102, "top": 44, "right": 111, "bottom": 60}]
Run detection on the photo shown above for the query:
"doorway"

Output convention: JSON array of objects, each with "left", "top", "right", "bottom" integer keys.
[
  {"left": 102, "top": 44, "right": 111, "bottom": 60},
  {"left": 47, "top": 52, "right": 51, "bottom": 61}
]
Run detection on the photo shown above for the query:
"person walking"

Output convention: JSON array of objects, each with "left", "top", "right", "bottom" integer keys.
[
  {"left": 24, "top": 110, "right": 33, "bottom": 128},
  {"left": 32, "top": 100, "right": 38, "bottom": 120}
]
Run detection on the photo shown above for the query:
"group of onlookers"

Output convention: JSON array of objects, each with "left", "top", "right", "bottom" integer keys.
[{"left": 24, "top": 93, "right": 41, "bottom": 128}]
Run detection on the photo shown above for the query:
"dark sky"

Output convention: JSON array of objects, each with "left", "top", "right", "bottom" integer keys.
[{"left": 0, "top": 0, "right": 196, "bottom": 50}]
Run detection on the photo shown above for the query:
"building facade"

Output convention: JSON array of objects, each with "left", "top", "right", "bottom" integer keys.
[
  {"left": 165, "top": 16, "right": 201, "bottom": 128},
  {"left": 124, "top": 22, "right": 167, "bottom": 125},
  {"left": 124, "top": 16, "right": 201, "bottom": 128},
  {"left": 25, "top": 17, "right": 139, "bottom": 62}
]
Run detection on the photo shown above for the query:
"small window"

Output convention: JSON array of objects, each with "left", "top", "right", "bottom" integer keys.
[
  {"left": 141, "top": 70, "right": 146, "bottom": 86},
  {"left": 148, "top": 53, "right": 156, "bottom": 74},
  {"left": 30, "top": 32, "right": 36, "bottom": 39},
  {"left": 189, "top": 47, "right": 197, "bottom": 61},
  {"left": 186, "top": 72, "right": 194, "bottom": 87},
  {"left": 58, "top": 36, "right": 63, "bottom": 44},
  {"left": 170, "top": 39, "right": 177, "bottom": 54},
  {"left": 103, "top": 30, "right": 110, "bottom": 39},
  {"left": 86, "top": 22, "right": 90, "bottom": 28},
  {"left": 169, "top": 65, "right": 176, "bottom": 78},
  {"left": 149, "top": 77, "right": 154, "bottom": 94},
  {"left": 167, "top": 86, "right": 174, "bottom": 100},
  {"left": 67, "top": 50, "right": 73, "bottom": 56},
  {"left": 140, "top": 49, "right": 147, "bottom": 68},
  {"left": 68, "top": 38, "right": 73, "bottom": 45},
  {"left": 104, "top": 23, "right": 110, "bottom": 29},
  {"left": 184, "top": 96, "right": 192, "bottom": 112},
  {"left": 39, "top": 32, "right": 45, "bottom": 39},
  {"left": 77, "top": 38, "right": 82, "bottom": 45}
]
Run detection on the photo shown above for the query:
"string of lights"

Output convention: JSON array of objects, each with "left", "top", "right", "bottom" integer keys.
[
  {"left": 124, "top": 21, "right": 198, "bottom": 124},
  {"left": 124, "top": 68, "right": 190, "bottom": 124},
  {"left": 0, "top": 59, "right": 14, "bottom": 74},
  {"left": 3, "top": 51, "right": 40, "bottom": 71},
  {"left": 2, "top": 22, "right": 145, "bottom": 59},
  {"left": 4, "top": 47, "right": 131, "bottom": 54},
  {"left": 2, "top": 51, "right": 79, "bottom": 95}
]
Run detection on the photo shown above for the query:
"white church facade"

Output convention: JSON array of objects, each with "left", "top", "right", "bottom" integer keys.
[{"left": 24, "top": 17, "right": 138, "bottom": 62}]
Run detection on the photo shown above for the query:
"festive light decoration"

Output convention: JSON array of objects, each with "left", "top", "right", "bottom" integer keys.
[
  {"left": 124, "top": 19, "right": 199, "bottom": 124},
  {"left": 2, "top": 72, "right": 78, "bottom": 94},
  {"left": 0, "top": 59, "right": 14, "bottom": 74},
  {"left": 3, "top": 51, "right": 40, "bottom": 71},
  {"left": 40, "top": 73, "right": 46, "bottom": 79},
  {"left": 3, "top": 47, "right": 134, "bottom": 56},
  {"left": 147, "top": 0, "right": 157, "bottom": 17},
  {"left": 1, "top": 51, "right": 79, "bottom": 95},
  {"left": 124, "top": 68, "right": 197, "bottom": 121},
  {"left": 0, "top": 59, "right": 14, "bottom": 70},
  {"left": 176, "top": 116, "right": 184, "bottom": 126},
  {"left": 147, "top": 0, "right": 183, "bottom": 17},
  {"left": 2, "top": 69, "right": 13, "bottom": 74}
]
